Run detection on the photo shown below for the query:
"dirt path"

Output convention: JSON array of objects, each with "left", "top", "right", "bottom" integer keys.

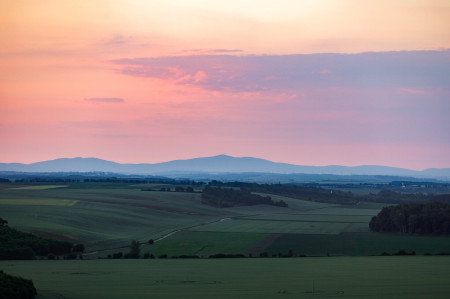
[{"left": 154, "top": 217, "right": 231, "bottom": 242}]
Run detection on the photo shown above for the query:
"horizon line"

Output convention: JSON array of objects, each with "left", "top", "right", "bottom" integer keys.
[{"left": 1, "top": 155, "right": 448, "bottom": 171}]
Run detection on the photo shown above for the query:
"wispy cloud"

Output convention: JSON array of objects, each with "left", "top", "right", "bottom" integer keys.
[
  {"left": 84, "top": 97, "right": 125, "bottom": 103},
  {"left": 112, "top": 50, "right": 450, "bottom": 92}
]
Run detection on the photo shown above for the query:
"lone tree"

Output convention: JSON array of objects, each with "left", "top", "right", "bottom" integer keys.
[{"left": 129, "top": 240, "right": 141, "bottom": 258}]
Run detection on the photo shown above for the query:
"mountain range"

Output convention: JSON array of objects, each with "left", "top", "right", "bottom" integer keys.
[{"left": 1, "top": 155, "right": 449, "bottom": 179}]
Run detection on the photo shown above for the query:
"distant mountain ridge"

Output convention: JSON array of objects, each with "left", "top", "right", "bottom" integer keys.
[{"left": 0, "top": 155, "right": 449, "bottom": 179}]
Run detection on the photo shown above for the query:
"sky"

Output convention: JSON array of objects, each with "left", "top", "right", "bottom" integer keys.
[{"left": 1, "top": 0, "right": 449, "bottom": 170}]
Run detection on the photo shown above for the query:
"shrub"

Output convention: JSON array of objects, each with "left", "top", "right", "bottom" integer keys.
[{"left": 0, "top": 271, "right": 37, "bottom": 299}]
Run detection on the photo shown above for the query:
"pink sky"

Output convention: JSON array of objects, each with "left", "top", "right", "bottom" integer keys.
[{"left": 1, "top": 0, "right": 449, "bottom": 170}]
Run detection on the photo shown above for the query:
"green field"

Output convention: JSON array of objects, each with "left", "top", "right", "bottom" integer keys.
[
  {"left": 0, "top": 184, "right": 229, "bottom": 250},
  {"left": 0, "top": 183, "right": 344, "bottom": 252},
  {"left": 0, "top": 198, "right": 77, "bottom": 206},
  {"left": 265, "top": 232, "right": 450, "bottom": 256},
  {"left": 190, "top": 218, "right": 369, "bottom": 234},
  {"left": 144, "top": 231, "right": 267, "bottom": 257},
  {"left": 2, "top": 182, "right": 450, "bottom": 298},
  {"left": 1, "top": 182, "right": 450, "bottom": 257},
  {"left": 1, "top": 257, "right": 450, "bottom": 298}
]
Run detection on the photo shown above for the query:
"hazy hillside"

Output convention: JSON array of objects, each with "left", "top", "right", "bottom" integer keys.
[{"left": 1, "top": 155, "right": 449, "bottom": 179}]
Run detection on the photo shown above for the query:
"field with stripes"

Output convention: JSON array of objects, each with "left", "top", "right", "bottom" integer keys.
[{"left": 2, "top": 182, "right": 450, "bottom": 257}]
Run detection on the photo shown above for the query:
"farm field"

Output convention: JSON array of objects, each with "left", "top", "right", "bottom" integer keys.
[
  {"left": 190, "top": 217, "right": 369, "bottom": 234},
  {"left": 1, "top": 182, "right": 450, "bottom": 257},
  {"left": 0, "top": 183, "right": 230, "bottom": 250},
  {"left": 265, "top": 232, "right": 450, "bottom": 256},
  {"left": 0, "top": 183, "right": 346, "bottom": 252},
  {"left": 145, "top": 230, "right": 450, "bottom": 257},
  {"left": 2, "top": 256, "right": 450, "bottom": 298},
  {"left": 144, "top": 230, "right": 267, "bottom": 257}
]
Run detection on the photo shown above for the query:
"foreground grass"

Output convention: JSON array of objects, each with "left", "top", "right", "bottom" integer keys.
[
  {"left": 1, "top": 256, "right": 449, "bottom": 298},
  {"left": 144, "top": 230, "right": 266, "bottom": 257},
  {"left": 266, "top": 232, "right": 450, "bottom": 256}
]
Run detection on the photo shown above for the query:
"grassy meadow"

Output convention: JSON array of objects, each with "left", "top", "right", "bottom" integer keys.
[{"left": 1, "top": 256, "right": 450, "bottom": 298}]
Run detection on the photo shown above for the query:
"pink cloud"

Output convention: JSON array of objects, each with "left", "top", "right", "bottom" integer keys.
[
  {"left": 112, "top": 50, "right": 450, "bottom": 93},
  {"left": 2, "top": 50, "right": 449, "bottom": 169}
]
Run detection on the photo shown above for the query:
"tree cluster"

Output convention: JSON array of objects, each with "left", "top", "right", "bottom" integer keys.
[
  {"left": 369, "top": 202, "right": 450, "bottom": 235},
  {"left": 243, "top": 184, "right": 356, "bottom": 205},
  {"left": 127, "top": 240, "right": 140, "bottom": 258},
  {"left": 208, "top": 181, "right": 357, "bottom": 205},
  {"left": 142, "top": 186, "right": 195, "bottom": 192},
  {"left": 12, "top": 174, "right": 206, "bottom": 186},
  {"left": 0, "top": 224, "right": 80, "bottom": 260},
  {"left": 201, "top": 186, "right": 288, "bottom": 208},
  {"left": 208, "top": 180, "right": 450, "bottom": 205},
  {"left": 0, "top": 271, "right": 37, "bottom": 299},
  {"left": 380, "top": 250, "right": 416, "bottom": 256},
  {"left": 209, "top": 253, "right": 246, "bottom": 258},
  {"left": 361, "top": 190, "right": 430, "bottom": 204}
]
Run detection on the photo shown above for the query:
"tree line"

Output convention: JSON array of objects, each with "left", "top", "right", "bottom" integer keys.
[
  {"left": 369, "top": 202, "right": 450, "bottom": 235},
  {"left": 201, "top": 186, "right": 288, "bottom": 208},
  {"left": 359, "top": 190, "right": 450, "bottom": 204},
  {"left": 208, "top": 180, "right": 450, "bottom": 205},
  {"left": 208, "top": 181, "right": 357, "bottom": 205},
  {"left": 10, "top": 175, "right": 206, "bottom": 185},
  {"left": 142, "top": 186, "right": 196, "bottom": 192}
]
